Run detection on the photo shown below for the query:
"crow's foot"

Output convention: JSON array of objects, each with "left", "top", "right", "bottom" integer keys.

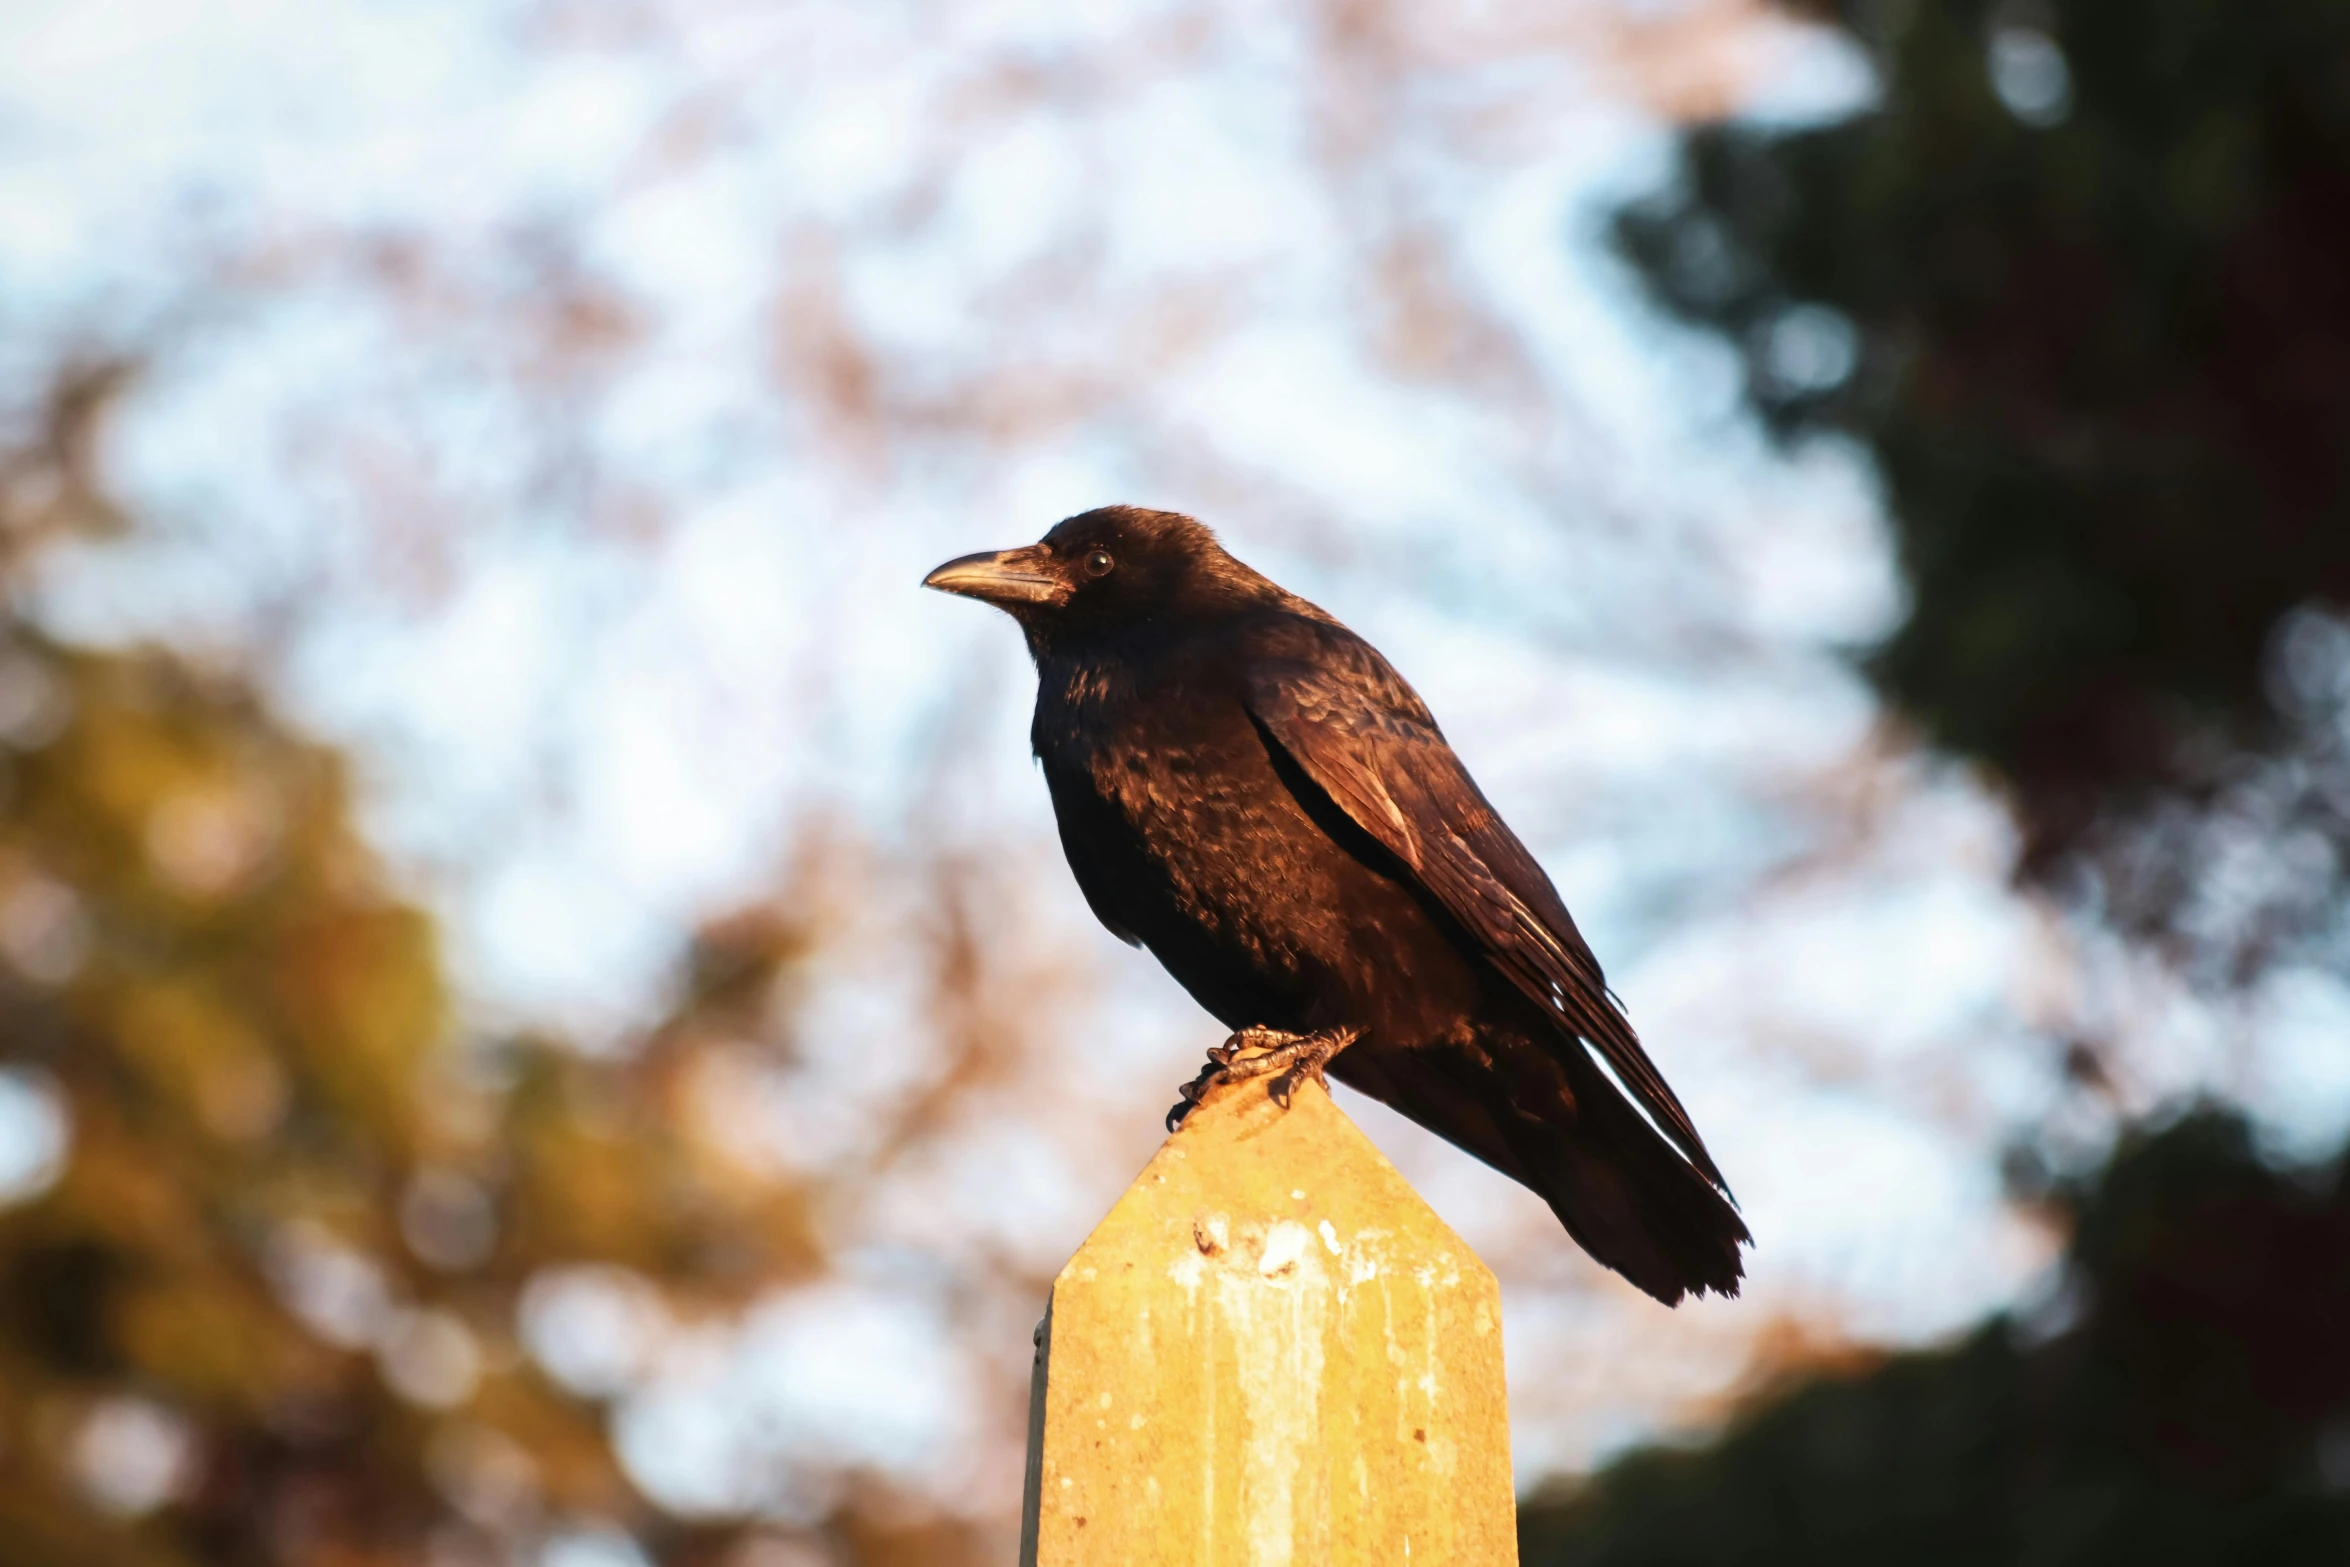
[{"left": 1165, "top": 1025, "right": 1361, "bottom": 1131}]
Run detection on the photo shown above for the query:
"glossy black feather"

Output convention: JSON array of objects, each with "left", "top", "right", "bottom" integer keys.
[
  {"left": 941, "top": 506, "right": 1750, "bottom": 1304},
  {"left": 1242, "top": 621, "right": 1731, "bottom": 1193}
]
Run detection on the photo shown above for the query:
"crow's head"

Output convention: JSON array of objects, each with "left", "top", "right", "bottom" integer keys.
[{"left": 923, "top": 506, "right": 1272, "bottom": 642}]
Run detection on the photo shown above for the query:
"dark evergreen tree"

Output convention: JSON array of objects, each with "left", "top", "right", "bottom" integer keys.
[
  {"left": 1522, "top": 1110, "right": 2350, "bottom": 1565},
  {"left": 1617, "top": 0, "right": 2350, "bottom": 977},
  {"left": 1532, "top": 7, "right": 2350, "bottom": 1554}
]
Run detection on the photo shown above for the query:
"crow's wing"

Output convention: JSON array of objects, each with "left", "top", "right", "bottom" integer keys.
[{"left": 1243, "top": 619, "right": 1731, "bottom": 1195}]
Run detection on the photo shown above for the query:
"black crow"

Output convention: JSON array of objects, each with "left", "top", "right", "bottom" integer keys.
[{"left": 924, "top": 506, "right": 1748, "bottom": 1303}]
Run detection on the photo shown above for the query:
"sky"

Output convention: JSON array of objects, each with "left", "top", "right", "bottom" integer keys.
[{"left": 4, "top": 0, "right": 2347, "bottom": 1520}]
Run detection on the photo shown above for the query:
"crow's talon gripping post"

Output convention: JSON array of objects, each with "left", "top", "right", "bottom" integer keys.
[
  {"left": 1164, "top": 1025, "right": 1361, "bottom": 1130},
  {"left": 1164, "top": 1058, "right": 1225, "bottom": 1132}
]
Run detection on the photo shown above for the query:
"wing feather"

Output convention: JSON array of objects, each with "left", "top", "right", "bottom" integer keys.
[{"left": 1245, "top": 624, "right": 1731, "bottom": 1195}]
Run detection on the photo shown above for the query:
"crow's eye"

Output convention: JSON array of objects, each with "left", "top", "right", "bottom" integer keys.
[{"left": 1083, "top": 549, "right": 1115, "bottom": 578}]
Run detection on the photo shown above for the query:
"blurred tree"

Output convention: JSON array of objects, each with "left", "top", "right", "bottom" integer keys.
[
  {"left": 0, "top": 370, "right": 982, "bottom": 1564},
  {"left": 1558, "top": 10, "right": 2350, "bottom": 1552},
  {"left": 1615, "top": 0, "right": 2350, "bottom": 979},
  {"left": 1520, "top": 1107, "right": 2350, "bottom": 1565}
]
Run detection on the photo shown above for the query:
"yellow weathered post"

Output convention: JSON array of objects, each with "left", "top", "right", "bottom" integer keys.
[{"left": 1019, "top": 1073, "right": 1517, "bottom": 1565}]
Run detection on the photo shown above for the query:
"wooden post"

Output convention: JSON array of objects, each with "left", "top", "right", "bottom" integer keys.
[{"left": 1019, "top": 1073, "right": 1517, "bottom": 1565}]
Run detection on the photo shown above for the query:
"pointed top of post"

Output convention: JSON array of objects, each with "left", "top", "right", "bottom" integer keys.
[
  {"left": 1022, "top": 1076, "right": 1517, "bottom": 1565},
  {"left": 1077, "top": 1073, "right": 1486, "bottom": 1295}
]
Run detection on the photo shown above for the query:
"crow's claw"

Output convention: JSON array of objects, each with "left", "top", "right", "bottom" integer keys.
[
  {"left": 1164, "top": 1057, "right": 1227, "bottom": 1132},
  {"left": 1164, "top": 1025, "right": 1361, "bottom": 1131}
]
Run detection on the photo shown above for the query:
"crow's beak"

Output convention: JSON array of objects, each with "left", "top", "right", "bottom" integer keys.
[{"left": 922, "top": 545, "right": 1067, "bottom": 608}]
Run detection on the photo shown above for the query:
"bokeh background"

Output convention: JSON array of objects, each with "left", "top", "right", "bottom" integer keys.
[{"left": 0, "top": 0, "right": 2345, "bottom": 1562}]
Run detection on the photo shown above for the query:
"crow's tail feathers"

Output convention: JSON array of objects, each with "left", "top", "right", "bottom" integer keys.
[
  {"left": 1505, "top": 1042, "right": 1750, "bottom": 1307},
  {"left": 1330, "top": 1032, "right": 1749, "bottom": 1306}
]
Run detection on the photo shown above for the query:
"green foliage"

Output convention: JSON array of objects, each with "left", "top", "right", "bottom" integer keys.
[
  {"left": 1520, "top": 1109, "right": 2350, "bottom": 1565},
  {"left": 1617, "top": 0, "right": 2350, "bottom": 887}
]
